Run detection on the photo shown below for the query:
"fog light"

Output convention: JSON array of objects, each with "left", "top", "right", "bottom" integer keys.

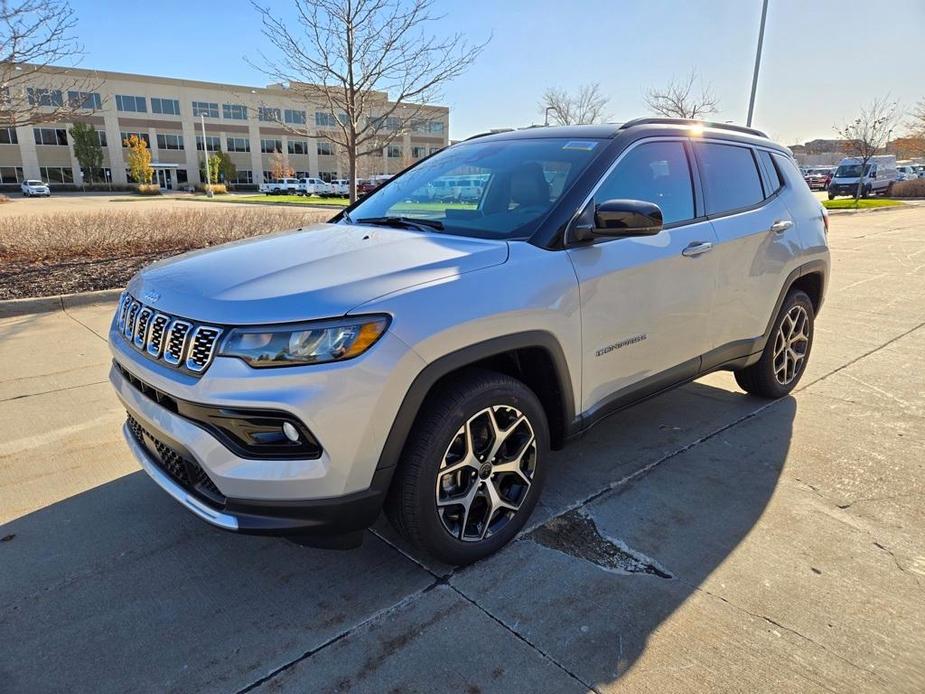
[{"left": 282, "top": 421, "right": 300, "bottom": 442}]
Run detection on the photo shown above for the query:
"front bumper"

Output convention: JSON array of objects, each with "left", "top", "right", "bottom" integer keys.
[{"left": 121, "top": 413, "right": 391, "bottom": 540}]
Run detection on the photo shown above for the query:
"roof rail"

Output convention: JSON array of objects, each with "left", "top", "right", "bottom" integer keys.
[
  {"left": 464, "top": 129, "right": 514, "bottom": 141},
  {"left": 619, "top": 117, "right": 768, "bottom": 139}
]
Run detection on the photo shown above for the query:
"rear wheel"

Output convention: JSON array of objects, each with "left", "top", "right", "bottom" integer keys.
[
  {"left": 735, "top": 290, "right": 814, "bottom": 398},
  {"left": 386, "top": 369, "right": 548, "bottom": 565}
]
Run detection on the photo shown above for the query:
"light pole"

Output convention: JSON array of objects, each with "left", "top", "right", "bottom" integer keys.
[
  {"left": 544, "top": 106, "right": 555, "bottom": 127},
  {"left": 200, "top": 113, "right": 213, "bottom": 198},
  {"left": 746, "top": 0, "right": 769, "bottom": 128}
]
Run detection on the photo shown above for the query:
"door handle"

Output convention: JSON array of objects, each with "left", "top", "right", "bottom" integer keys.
[
  {"left": 682, "top": 241, "right": 713, "bottom": 257},
  {"left": 769, "top": 219, "right": 793, "bottom": 234}
]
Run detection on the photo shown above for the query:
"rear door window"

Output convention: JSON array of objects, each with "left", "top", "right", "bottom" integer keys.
[{"left": 694, "top": 142, "right": 765, "bottom": 215}]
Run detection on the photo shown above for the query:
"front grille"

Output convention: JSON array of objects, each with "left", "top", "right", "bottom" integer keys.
[
  {"left": 126, "top": 413, "right": 225, "bottom": 505},
  {"left": 116, "top": 292, "right": 222, "bottom": 375}
]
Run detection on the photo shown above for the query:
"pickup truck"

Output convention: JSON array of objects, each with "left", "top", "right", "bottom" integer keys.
[
  {"left": 259, "top": 178, "right": 302, "bottom": 195},
  {"left": 299, "top": 177, "right": 332, "bottom": 197}
]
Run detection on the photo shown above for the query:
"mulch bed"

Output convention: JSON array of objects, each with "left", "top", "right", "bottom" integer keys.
[{"left": 0, "top": 252, "right": 178, "bottom": 300}]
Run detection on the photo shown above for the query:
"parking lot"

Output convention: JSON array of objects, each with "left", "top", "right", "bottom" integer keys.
[{"left": 1, "top": 206, "right": 924, "bottom": 692}]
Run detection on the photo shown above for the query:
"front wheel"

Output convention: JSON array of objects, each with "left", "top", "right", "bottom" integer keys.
[
  {"left": 386, "top": 369, "right": 549, "bottom": 565},
  {"left": 735, "top": 289, "right": 814, "bottom": 398}
]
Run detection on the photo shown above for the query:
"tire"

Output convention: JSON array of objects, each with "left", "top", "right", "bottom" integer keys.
[
  {"left": 827, "top": 193, "right": 835, "bottom": 200},
  {"left": 861, "top": 185, "right": 870, "bottom": 199},
  {"left": 735, "top": 289, "right": 814, "bottom": 398},
  {"left": 385, "top": 368, "right": 549, "bottom": 565}
]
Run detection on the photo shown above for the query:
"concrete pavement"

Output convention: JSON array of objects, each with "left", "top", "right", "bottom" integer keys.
[{"left": 1, "top": 207, "right": 924, "bottom": 692}]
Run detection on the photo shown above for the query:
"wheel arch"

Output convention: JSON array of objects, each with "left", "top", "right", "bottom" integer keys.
[{"left": 375, "top": 331, "right": 576, "bottom": 474}]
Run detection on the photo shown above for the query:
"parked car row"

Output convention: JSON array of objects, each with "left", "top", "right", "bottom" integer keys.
[
  {"left": 258, "top": 176, "right": 391, "bottom": 197},
  {"left": 802, "top": 158, "right": 925, "bottom": 199}
]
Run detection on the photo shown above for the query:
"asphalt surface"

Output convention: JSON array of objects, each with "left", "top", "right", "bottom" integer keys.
[{"left": 1, "top": 206, "right": 924, "bottom": 693}]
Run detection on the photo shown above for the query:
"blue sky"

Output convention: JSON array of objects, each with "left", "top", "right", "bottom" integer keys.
[{"left": 69, "top": 0, "right": 924, "bottom": 144}]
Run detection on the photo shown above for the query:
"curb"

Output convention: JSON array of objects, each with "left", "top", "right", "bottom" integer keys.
[
  {"left": 0, "top": 288, "right": 122, "bottom": 319},
  {"left": 826, "top": 203, "right": 911, "bottom": 216}
]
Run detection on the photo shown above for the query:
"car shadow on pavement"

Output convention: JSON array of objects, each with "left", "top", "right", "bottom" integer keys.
[
  {"left": 0, "top": 381, "right": 795, "bottom": 692},
  {"left": 451, "top": 385, "right": 798, "bottom": 689}
]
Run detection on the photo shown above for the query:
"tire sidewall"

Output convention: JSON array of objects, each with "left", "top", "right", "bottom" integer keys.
[
  {"left": 761, "top": 290, "right": 815, "bottom": 397},
  {"left": 409, "top": 379, "right": 549, "bottom": 565}
]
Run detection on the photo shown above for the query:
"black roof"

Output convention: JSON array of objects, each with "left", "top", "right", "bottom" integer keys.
[{"left": 463, "top": 118, "right": 779, "bottom": 149}]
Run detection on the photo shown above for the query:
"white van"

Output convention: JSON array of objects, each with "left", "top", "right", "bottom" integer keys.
[{"left": 828, "top": 155, "right": 897, "bottom": 199}]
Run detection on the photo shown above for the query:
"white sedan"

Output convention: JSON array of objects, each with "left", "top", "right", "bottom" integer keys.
[{"left": 21, "top": 179, "right": 51, "bottom": 197}]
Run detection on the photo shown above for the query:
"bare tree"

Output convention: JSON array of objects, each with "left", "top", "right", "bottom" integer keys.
[
  {"left": 251, "top": 0, "right": 487, "bottom": 201},
  {"left": 905, "top": 97, "right": 925, "bottom": 155},
  {"left": 0, "top": 0, "right": 98, "bottom": 127},
  {"left": 644, "top": 70, "right": 719, "bottom": 120},
  {"left": 835, "top": 97, "right": 901, "bottom": 199},
  {"left": 539, "top": 83, "right": 609, "bottom": 126}
]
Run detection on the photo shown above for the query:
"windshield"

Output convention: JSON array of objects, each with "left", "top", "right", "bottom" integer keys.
[
  {"left": 25, "top": 180, "right": 44, "bottom": 185},
  {"left": 835, "top": 164, "right": 868, "bottom": 178},
  {"left": 344, "top": 137, "right": 605, "bottom": 240}
]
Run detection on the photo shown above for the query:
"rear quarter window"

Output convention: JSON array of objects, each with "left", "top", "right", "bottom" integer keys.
[{"left": 694, "top": 142, "right": 765, "bottom": 215}]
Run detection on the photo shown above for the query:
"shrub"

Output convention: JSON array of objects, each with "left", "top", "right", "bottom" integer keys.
[
  {"left": 0, "top": 195, "right": 9, "bottom": 205},
  {"left": 194, "top": 183, "right": 228, "bottom": 194},
  {"left": 891, "top": 179, "right": 925, "bottom": 198},
  {"left": 135, "top": 184, "right": 162, "bottom": 195}
]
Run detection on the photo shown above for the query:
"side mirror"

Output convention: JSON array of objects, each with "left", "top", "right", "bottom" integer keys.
[{"left": 573, "top": 199, "right": 663, "bottom": 242}]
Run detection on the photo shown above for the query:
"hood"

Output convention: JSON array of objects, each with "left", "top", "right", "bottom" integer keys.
[{"left": 128, "top": 223, "right": 509, "bottom": 325}]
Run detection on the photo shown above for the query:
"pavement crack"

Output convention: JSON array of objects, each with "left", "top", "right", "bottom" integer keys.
[
  {"left": 447, "top": 582, "right": 602, "bottom": 694},
  {"left": 0, "top": 379, "right": 108, "bottom": 402},
  {"left": 61, "top": 305, "right": 108, "bottom": 342},
  {"left": 688, "top": 584, "right": 880, "bottom": 683}
]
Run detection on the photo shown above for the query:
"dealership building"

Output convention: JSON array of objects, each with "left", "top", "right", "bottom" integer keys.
[{"left": 0, "top": 66, "right": 450, "bottom": 190}]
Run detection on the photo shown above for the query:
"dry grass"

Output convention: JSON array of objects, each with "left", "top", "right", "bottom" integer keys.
[
  {"left": 892, "top": 179, "right": 925, "bottom": 198},
  {"left": 0, "top": 206, "right": 333, "bottom": 263}
]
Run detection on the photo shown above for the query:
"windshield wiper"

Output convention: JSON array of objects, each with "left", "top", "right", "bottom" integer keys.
[{"left": 357, "top": 216, "right": 444, "bottom": 231}]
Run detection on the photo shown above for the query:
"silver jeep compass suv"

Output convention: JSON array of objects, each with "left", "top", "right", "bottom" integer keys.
[{"left": 109, "top": 119, "right": 829, "bottom": 564}]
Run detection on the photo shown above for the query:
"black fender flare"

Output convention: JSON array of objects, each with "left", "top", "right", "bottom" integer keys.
[{"left": 374, "top": 331, "right": 576, "bottom": 473}]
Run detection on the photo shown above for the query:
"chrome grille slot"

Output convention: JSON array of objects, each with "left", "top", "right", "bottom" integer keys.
[
  {"left": 124, "top": 301, "right": 140, "bottom": 339},
  {"left": 117, "top": 293, "right": 132, "bottom": 332},
  {"left": 146, "top": 314, "right": 170, "bottom": 357},
  {"left": 186, "top": 326, "right": 223, "bottom": 372},
  {"left": 163, "top": 321, "right": 192, "bottom": 365},
  {"left": 133, "top": 307, "right": 153, "bottom": 348},
  {"left": 115, "top": 293, "right": 222, "bottom": 375}
]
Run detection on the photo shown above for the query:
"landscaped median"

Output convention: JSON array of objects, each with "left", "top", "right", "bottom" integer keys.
[
  {"left": 822, "top": 198, "right": 905, "bottom": 210},
  {"left": 192, "top": 194, "right": 351, "bottom": 208},
  {"left": 0, "top": 206, "right": 333, "bottom": 300}
]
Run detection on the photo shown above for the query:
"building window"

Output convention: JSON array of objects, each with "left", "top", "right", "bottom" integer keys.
[
  {"left": 230, "top": 170, "right": 253, "bottom": 184},
  {"left": 223, "top": 103, "right": 247, "bottom": 120},
  {"left": 115, "top": 94, "right": 147, "bottom": 113},
  {"left": 192, "top": 101, "right": 219, "bottom": 118},
  {"left": 0, "top": 166, "right": 24, "bottom": 183},
  {"left": 319, "top": 171, "right": 337, "bottom": 182},
  {"left": 156, "top": 133, "right": 184, "bottom": 150},
  {"left": 67, "top": 91, "right": 102, "bottom": 109},
  {"left": 196, "top": 135, "right": 221, "bottom": 152},
  {"left": 317, "top": 141, "right": 334, "bottom": 156},
  {"left": 429, "top": 146, "right": 441, "bottom": 155},
  {"left": 294, "top": 171, "right": 311, "bottom": 179},
  {"left": 176, "top": 169, "right": 189, "bottom": 185},
  {"left": 0, "top": 128, "right": 18, "bottom": 145},
  {"left": 226, "top": 137, "right": 250, "bottom": 152},
  {"left": 39, "top": 166, "right": 74, "bottom": 184},
  {"left": 287, "top": 140, "right": 309, "bottom": 155},
  {"left": 95, "top": 130, "right": 107, "bottom": 147},
  {"left": 258, "top": 106, "right": 281, "bottom": 122},
  {"left": 285, "top": 109, "right": 306, "bottom": 125},
  {"left": 412, "top": 146, "right": 427, "bottom": 158},
  {"left": 82, "top": 167, "right": 112, "bottom": 182},
  {"left": 33, "top": 128, "right": 68, "bottom": 146},
  {"left": 27, "top": 88, "right": 63, "bottom": 107},
  {"left": 315, "top": 112, "right": 339, "bottom": 127},
  {"left": 388, "top": 144, "right": 402, "bottom": 158},
  {"left": 261, "top": 138, "right": 282, "bottom": 153},
  {"left": 151, "top": 98, "right": 181, "bottom": 115},
  {"left": 428, "top": 120, "right": 445, "bottom": 134},
  {"left": 121, "top": 132, "right": 151, "bottom": 147}
]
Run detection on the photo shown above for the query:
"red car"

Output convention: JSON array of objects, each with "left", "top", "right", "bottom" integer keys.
[{"left": 803, "top": 168, "right": 833, "bottom": 191}]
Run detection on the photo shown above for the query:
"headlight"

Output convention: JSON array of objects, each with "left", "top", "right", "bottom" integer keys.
[{"left": 218, "top": 315, "right": 390, "bottom": 368}]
